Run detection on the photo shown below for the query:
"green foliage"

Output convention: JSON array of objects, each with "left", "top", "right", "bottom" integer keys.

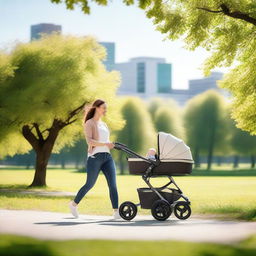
[
  {"left": 218, "top": 57, "right": 256, "bottom": 135},
  {"left": 1, "top": 234, "right": 256, "bottom": 256},
  {"left": 154, "top": 104, "right": 184, "bottom": 139},
  {"left": 147, "top": 97, "right": 185, "bottom": 139},
  {"left": 147, "top": 97, "right": 165, "bottom": 120},
  {"left": 227, "top": 106, "right": 256, "bottom": 156},
  {"left": 115, "top": 97, "right": 156, "bottom": 155},
  {"left": 0, "top": 34, "right": 124, "bottom": 158},
  {"left": 184, "top": 90, "right": 229, "bottom": 168}
]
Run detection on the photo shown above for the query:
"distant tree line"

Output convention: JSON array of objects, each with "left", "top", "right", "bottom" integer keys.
[{"left": 2, "top": 90, "right": 255, "bottom": 174}]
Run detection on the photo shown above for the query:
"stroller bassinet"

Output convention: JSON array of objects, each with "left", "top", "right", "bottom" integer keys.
[{"left": 128, "top": 131, "right": 193, "bottom": 176}]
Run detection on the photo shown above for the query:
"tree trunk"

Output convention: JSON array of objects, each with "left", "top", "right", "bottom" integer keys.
[
  {"left": 29, "top": 148, "right": 52, "bottom": 187},
  {"left": 251, "top": 155, "right": 255, "bottom": 169},
  {"left": 194, "top": 148, "right": 200, "bottom": 168},
  {"left": 61, "top": 156, "right": 65, "bottom": 169},
  {"left": 217, "top": 156, "right": 222, "bottom": 166},
  {"left": 23, "top": 121, "right": 62, "bottom": 187},
  {"left": 26, "top": 162, "right": 30, "bottom": 169},
  {"left": 207, "top": 151, "right": 212, "bottom": 170},
  {"left": 75, "top": 157, "right": 79, "bottom": 169},
  {"left": 233, "top": 155, "right": 239, "bottom": 168},
  {"left": 207, "top": 123, "right": 216, "bottom": 171},
  {"left": 118, "top": 153, "right": 125, "bottom": 175},
  {"left": 207, "top": 143, "right": 214, "bottom": 170}
]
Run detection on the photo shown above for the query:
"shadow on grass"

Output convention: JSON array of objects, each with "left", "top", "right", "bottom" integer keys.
[
  {"left": 0, "top": 242, "right": 56, "bottom": 256},
  {"left": 0, "top": 184, "right": 29, "bottom": 190},
  {"left": 191, "top": 169, "right": 256, "bottom": 176},
  {"left": 201, "top": 206, "right": 256, "bottom": 221},
  {"left": 0, "top": 184, "right": 52, "bottom": 191},
  {"left": 0, "top": 190, "right": 74, "bottom": 200},
  {"left": 0, "top": 184, "right": 76, "bottom": 198}
]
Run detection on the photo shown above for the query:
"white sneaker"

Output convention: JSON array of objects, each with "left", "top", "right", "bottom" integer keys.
[
  {"left": 69, "top": 201, "right": 79, "bottom": 218},
  {"left": 113, "top": 210, "right": 122, "bottom": 220}
]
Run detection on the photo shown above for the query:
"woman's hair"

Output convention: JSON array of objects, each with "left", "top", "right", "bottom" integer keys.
[{"left": 84, "top": 99, "right": 106, "bottom": 123}]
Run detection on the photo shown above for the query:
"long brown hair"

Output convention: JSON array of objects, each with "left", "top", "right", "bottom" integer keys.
[{"left": 84, "top": 99, "right": 106, "bottom": 123}]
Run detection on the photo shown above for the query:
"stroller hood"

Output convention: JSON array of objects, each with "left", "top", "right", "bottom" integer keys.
[{"left": 157, "top": 132, "right": 193, "bottom": 161}]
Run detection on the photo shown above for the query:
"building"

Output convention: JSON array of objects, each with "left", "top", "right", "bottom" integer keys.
[
  {"left": 114, "top": 57, "right": 172, "bottom": 96},
  {"left": 115, "top": 60, "right": 228, "bottom": 106},
  {"left": 188, "top": 72, "right": 226, "bottom": 97},
  {"left": 99, "top": 42, "right": 115, "bottom": 71},
  {"left": 30, "top": 23, "right": 62, "bottom": 41}
]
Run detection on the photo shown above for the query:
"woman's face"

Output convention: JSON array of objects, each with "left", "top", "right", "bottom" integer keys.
[{"left": 97, "top": 103, "right": 107, "bottom": 116}]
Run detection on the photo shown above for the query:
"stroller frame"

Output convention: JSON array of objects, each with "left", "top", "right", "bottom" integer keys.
[{"left": 114, "top": 142, "right": 192, "bottom": 221}]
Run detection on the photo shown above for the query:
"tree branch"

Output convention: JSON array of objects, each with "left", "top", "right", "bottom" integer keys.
[
  {"left": 68, "top": 101, "right": 87, "bottom": 120},
  {"left": 197, "top": 4, "right": 256, "bottom": 26},
  {"left": 43, "top": 101, "right": 88, "bottom": 144},
  {"left": 22, "top": 125, "right": 40, "bottom": 151},
  {"left": 220, "top": 4, "right": 256, "bottom": 26},
  {"left": 196, "top": 7, "right": 222, "bottom": 13},
  {"left": 62, "top": 101, "right": 88, "bottom": 127},
  {"left": 32, "top": 122, "right": 44, "bottom": 142}
]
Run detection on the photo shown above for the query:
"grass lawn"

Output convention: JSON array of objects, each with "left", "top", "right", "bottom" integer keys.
[
  {"left": 0, "top": 234, "right": 255, "bottom": 256},
  {"left": 0, "top": 169, "right": 255, "bottom": 220}
]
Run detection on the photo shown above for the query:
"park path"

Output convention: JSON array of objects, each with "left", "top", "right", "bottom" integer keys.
[{"left": 0, "top": 209, "right": 255, "bottom": 244}]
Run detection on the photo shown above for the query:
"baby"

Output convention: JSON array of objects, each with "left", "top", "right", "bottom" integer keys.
[{"left": 146, "top": 147, "right": 157, "bottom": 160}]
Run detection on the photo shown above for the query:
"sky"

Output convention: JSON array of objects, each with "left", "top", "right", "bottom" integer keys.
[{"left": 0, "top": 0, "right": 227, "bottom": 89}]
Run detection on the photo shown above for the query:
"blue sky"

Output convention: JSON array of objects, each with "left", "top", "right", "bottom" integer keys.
[{"left": 0, "top": 0, "right": 226, "bottom": 89}]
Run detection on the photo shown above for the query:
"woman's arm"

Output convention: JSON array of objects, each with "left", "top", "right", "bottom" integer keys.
[{"left": 84, "top": 121, "right": 107, "bottom": 147}]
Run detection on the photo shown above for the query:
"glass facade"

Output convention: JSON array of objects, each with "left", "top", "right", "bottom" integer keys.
[
  {"left": 99, "top": 42, "right": 115, "bottom": 71},
  {"left": 157, "top": 63, "right": 172, "bottom": 93},
  {"left": 137, "top": 62, "right": 146, "bottom": 93}
]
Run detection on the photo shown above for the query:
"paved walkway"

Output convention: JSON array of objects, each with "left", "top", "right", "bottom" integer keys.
[{"left": 0, "top": 209, "right": 255, "bottom": 244}]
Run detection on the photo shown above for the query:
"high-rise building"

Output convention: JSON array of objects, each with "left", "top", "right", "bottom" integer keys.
[
  {"left": 99, "top": 42, "right": 115, "bottom": 71},
  {"left": 30, "top": 23, "right": 62, "bottom": 41},
  {"left": 114, "top": 57, "right": 172, "bottom": 95}
]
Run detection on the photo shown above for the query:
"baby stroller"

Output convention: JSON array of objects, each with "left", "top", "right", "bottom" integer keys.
[{"left": 113, "top": 131, "right": 194, "bottom": 221}]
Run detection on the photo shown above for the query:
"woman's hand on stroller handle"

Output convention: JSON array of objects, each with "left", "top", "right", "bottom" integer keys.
[{"left": 105, "top": 142, "right": 115, "bottom": 149}]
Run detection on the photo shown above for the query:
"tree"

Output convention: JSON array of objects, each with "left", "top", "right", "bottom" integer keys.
[
  {"left": 51, "top": 0, "right": 256, "bottom": 134},
  {"left": 227, "top": 107, "right": 256, "bottom": 169},
  {"left": 114, "top": 97, "right": 156, "bottom": 174},
  {"left": 184, "top": 90, "right": 228, "bottom": 169},
  {"left": 0, "top": 34, "right": 124, "bottom": 187},
  {"left": 154, "top": 105, "right": 184, "bottom": 139},
  {"left": 183, "top": 93, "right": 204, "bottom": 168},
  {"left": 147, "top": 97, "right": 166, "bottom": 121}
]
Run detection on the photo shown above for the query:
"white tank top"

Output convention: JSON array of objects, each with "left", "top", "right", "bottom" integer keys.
[{"left": 88, "top": 121, "right": 110, "bottom": 157}]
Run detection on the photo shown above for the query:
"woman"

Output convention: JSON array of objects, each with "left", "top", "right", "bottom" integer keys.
[{"left": 69, "top": 99, "right": 120, "bottom": 219}]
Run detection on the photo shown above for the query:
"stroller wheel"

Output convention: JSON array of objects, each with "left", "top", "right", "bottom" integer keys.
[
  {"left": 151, "top": 200, "right": 171, "bottom": 221},
  {"left": 173, "top": 201, "right": 191, "bottom": 220},
  {"left": 119, "top": 201, "right": 137, "bottom": 221}
]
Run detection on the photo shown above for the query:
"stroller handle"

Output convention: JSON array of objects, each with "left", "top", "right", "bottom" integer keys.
[
  {"left": 113, "top": 141, "right": 158, "bottom": 165},
  {"left": 113, "top": 142, "right": 128, "bottom": 149}
]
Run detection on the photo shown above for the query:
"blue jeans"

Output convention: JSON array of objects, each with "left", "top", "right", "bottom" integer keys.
[{"left": 73, "top": 152, "right": 119, "bottom": 208}]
